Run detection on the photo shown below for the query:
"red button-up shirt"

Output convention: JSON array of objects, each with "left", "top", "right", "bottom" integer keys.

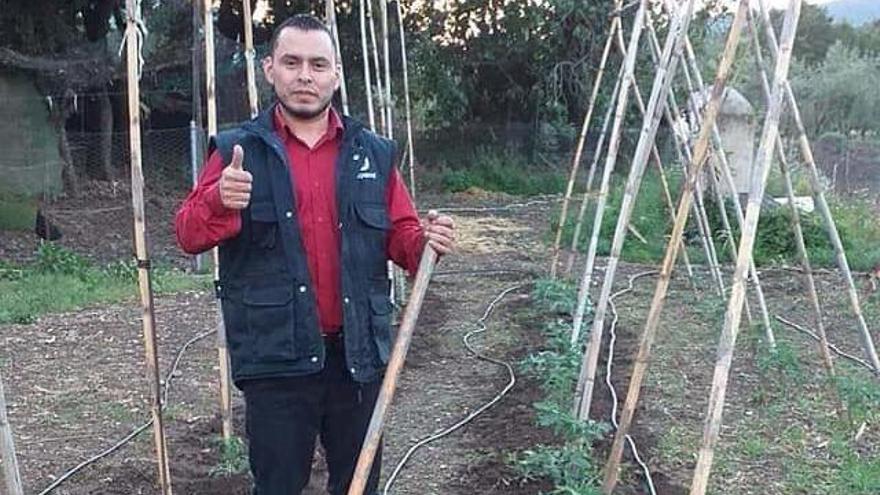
[{"left": 175, "top": 106, "right": 425, "bottom": 333}]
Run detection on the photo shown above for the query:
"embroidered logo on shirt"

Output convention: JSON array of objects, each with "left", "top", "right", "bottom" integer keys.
[{"left": 356, "top": 155, "right": 377, "bottom": 180}]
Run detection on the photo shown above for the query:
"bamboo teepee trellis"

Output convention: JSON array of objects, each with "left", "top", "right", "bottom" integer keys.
[
  {"left": 599, "top": 1, "right": 751, "bottom": 490},
  {"left": 689, "top": 2, "right": 803, "bottom": 492},
  {"left": 559, "top": 0, "right": 878, "bottom": 492},
  {"left": 574, "top": 0, "right": 699, "bottom": 421},
  {"left": 567, "top": 0, "right": 648, "bottom": 354},
  {"left": 753, "top": 0, "right": 880, "bottom": 373}
]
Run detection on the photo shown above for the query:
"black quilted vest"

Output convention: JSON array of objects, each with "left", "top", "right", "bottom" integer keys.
[{"left": 211, "top": 105, "right": 397, "bottom": 386}]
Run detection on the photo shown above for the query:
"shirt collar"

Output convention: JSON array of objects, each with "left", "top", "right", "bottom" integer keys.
[{"left": 273, "top": 104, "right": 344, "bottom": 146}]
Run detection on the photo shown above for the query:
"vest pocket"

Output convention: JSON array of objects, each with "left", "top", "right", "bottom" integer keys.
[
  {"left": 369, "top": 293, "right": 394, "bottom": 365},
  {"left": 243, "top": 284, "right": 296, "bottom": 362},
  {"left": 354, "top": 203, "right": 391, "bottom": 230},
  {"left": 249, "top": 201, "right": 278, "bottom": 250}
]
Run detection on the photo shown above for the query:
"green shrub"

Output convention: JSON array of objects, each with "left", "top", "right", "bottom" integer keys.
[
  {"left": 554, "top": 168, "right": 682, "bottom": 264},
  {"left": 439, "top": 146, "right": 566, "bottom": 196}
]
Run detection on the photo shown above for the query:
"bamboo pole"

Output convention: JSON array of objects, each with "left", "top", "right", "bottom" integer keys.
[
  {"left": 754, "top": 0, "right": 880, "bottom": 374},
  {"left": 690, "top": 2, "right": 803, "bottom": 493},
  {"left": 326, "top": 0, "right": 350, "bottom": 115},
  {"left": 599, "top": 2, "right": 749, "bottom": 491},
  {"left": 395, "top": 0, "right": 417, "bottom": 198},
  {"left": 360, "top": 0, "right": 376, "bottom": 131},
  {"left": 568, "top": 0, "right": 649, "bottom": 354},
  {"left": 550, "top": 5, "right": 620, "bottom": 279},
  {"left": 347, "top": 247, "right": 439, "bottom": 495},
  {"left": 654, "top": 18, "right": 758, "bottom": 326},
  {"left": 675, "top": 30, "right": 777, "bottom": 345},
  {"left": 205, "top": 0, "right": 234, "bottom": 442},
  {"left": 0, "top": 368, "right": 23, "bottom": 495},
  {"left": 574, "top": 0, "right": 696, "bottom": 422},
  {"left": 611, "top": 14, "right": 698, "bottom": 290},
  {"left": 565, "top": 64, "right": 622, "bottom": 278},
  {"left": 124, "top": 1, "right": 173, "bottom": 493},
  {"left": 746, "top": 8, "right": 833, "bottom": 374},
  {"left": 242, "top": 0, "right": 258, "bottom": 118},
  {"left": 366, "top": 0, "right": 386, "bottom": 134},
  {"left": 380, "top": 0, "right": 392, "bottom": 138}
]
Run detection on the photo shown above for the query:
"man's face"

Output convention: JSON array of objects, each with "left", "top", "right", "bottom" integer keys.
[{"left": 263, "top": 27, "right": 340, "bottom": 120}]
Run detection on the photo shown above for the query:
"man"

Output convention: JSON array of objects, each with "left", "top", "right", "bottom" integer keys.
[{"left": 175, "top": 14, "right": 455, "bottom": 495}]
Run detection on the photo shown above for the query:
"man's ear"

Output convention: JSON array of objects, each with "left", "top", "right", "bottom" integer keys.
[{"left": 262, "top": 56, "right": 274, "bottom": 85}]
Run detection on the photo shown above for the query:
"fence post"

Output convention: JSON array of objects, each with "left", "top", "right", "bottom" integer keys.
[{"left": 189, "top": 120, "right": 203, "bottom": 273}]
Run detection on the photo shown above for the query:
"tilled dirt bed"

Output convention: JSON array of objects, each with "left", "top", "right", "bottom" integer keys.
[{"left": 1, "top": 190, "right": 560, "bottom": 495}]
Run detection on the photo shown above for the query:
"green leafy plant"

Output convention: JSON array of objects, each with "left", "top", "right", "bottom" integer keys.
[{"left": 210, "top": 436, "right": 249, "bottom": 477}]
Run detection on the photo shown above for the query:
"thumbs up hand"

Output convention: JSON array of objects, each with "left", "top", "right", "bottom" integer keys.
[{"left": 220, "top": 145, "right": 252, "bottom": 210}]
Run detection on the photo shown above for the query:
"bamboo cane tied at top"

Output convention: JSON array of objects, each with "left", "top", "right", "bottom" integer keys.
[
  {"left": 380, "top": 0, "right": 393, "bottom": 139},
  {"left": 568, "top": 0, "right": 650, "bottom": 362},
  {"left": 204, "top": 0, "right": 235, "bottom": 443},
  {"left": 642, "top": 15, "right": 728, "bottom": 298},
  {"left": 754, "top": 0, "right": 880, "bottom": 375},
  {"left": 0, "top": 367, "right": 23, "bottom": 495},
  {"left": 243, "top": 0, "right": 259, "bottom": 118},
  {"left": 346, "top": 247, "right": 439, "bottom": 495},
  {"left": 610, "top": 14, "right": 698, "bottom": 289},
  {"left": 326, "top": 0, "right": 350, "bottom": 116},
  {"left": 745, "top": 7, "right": 834, "bottom": 375},
  {"left": 598, "top": 1, "right": 750, "bottom": 491},
  {"left": 366, "top": 0, "right": 386, "bottom": 134},
  {"left": 396, "top": 0, "right": 417, "bottom": 199},
  {"left": 359, "top": 0, "right": 376, "bottom": 131},
  {"left": 646, "top": 12, "right": 761, "bottom": 331},
  {"left": 574, "top": 0, "right": 697, "bottom": 423},
  {"left": 565, "top": 62, "right": 622, "bottom": 279},
  {"left": 672, "top": 24, "right": 777, "bottom": 345},
  {"left": 124, "top": 1, "right": 173, "bottom": 493},
  {"left": 690, "top": 2, "right": 804, "bottom": 493},
  {"left": 549, "top": 1, "right": 621, "bottom": 280}
]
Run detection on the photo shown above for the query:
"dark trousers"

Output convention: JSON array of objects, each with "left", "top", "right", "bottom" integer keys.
[{"left": 241, "top": 340, "right": 382, "bottom": 495}]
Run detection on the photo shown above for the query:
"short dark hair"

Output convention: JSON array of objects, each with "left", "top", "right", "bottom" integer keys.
[{"left": 269, "top": 14, "right": 335, "bottom": 56}]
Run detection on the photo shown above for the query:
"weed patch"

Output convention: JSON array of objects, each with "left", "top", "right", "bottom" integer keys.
[{"left": 0, "top": 243, "right": 209, "bottom": 324}]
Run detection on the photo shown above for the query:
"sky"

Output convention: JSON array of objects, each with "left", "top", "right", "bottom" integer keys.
[{"left": 765, "top": 0, "right": 836, "bottom": 7}]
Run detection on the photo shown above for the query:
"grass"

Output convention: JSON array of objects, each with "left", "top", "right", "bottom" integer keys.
[
  {"left": 0, "top": 243, "right": 210, "bottom": 325},
  {"left": 422, "top": 145, "right": 567, "bottom": 196}
]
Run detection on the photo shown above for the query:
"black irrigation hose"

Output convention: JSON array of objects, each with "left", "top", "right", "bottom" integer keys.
[
  {"left": 382, "top": 283, "right": 529, "bottom": 494},
  {"left": 36, "top": 328, "right": 217, "bottom": 495},
  {"left": 605, "top": 271, "right": 659, "bottom": 495}
]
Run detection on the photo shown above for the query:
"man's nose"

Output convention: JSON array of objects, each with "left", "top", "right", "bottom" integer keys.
[{"left": 296, "top": 65, "right": 313, "bottom": 82}]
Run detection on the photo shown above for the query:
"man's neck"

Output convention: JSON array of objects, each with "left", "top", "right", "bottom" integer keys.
[{"left": 279, "top": 105, "right": 330, "bottom": 148}]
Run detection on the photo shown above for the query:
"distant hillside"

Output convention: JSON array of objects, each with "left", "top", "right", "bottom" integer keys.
[{"left": 825, "top": 0, "right": 880, "bottom": 25}]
